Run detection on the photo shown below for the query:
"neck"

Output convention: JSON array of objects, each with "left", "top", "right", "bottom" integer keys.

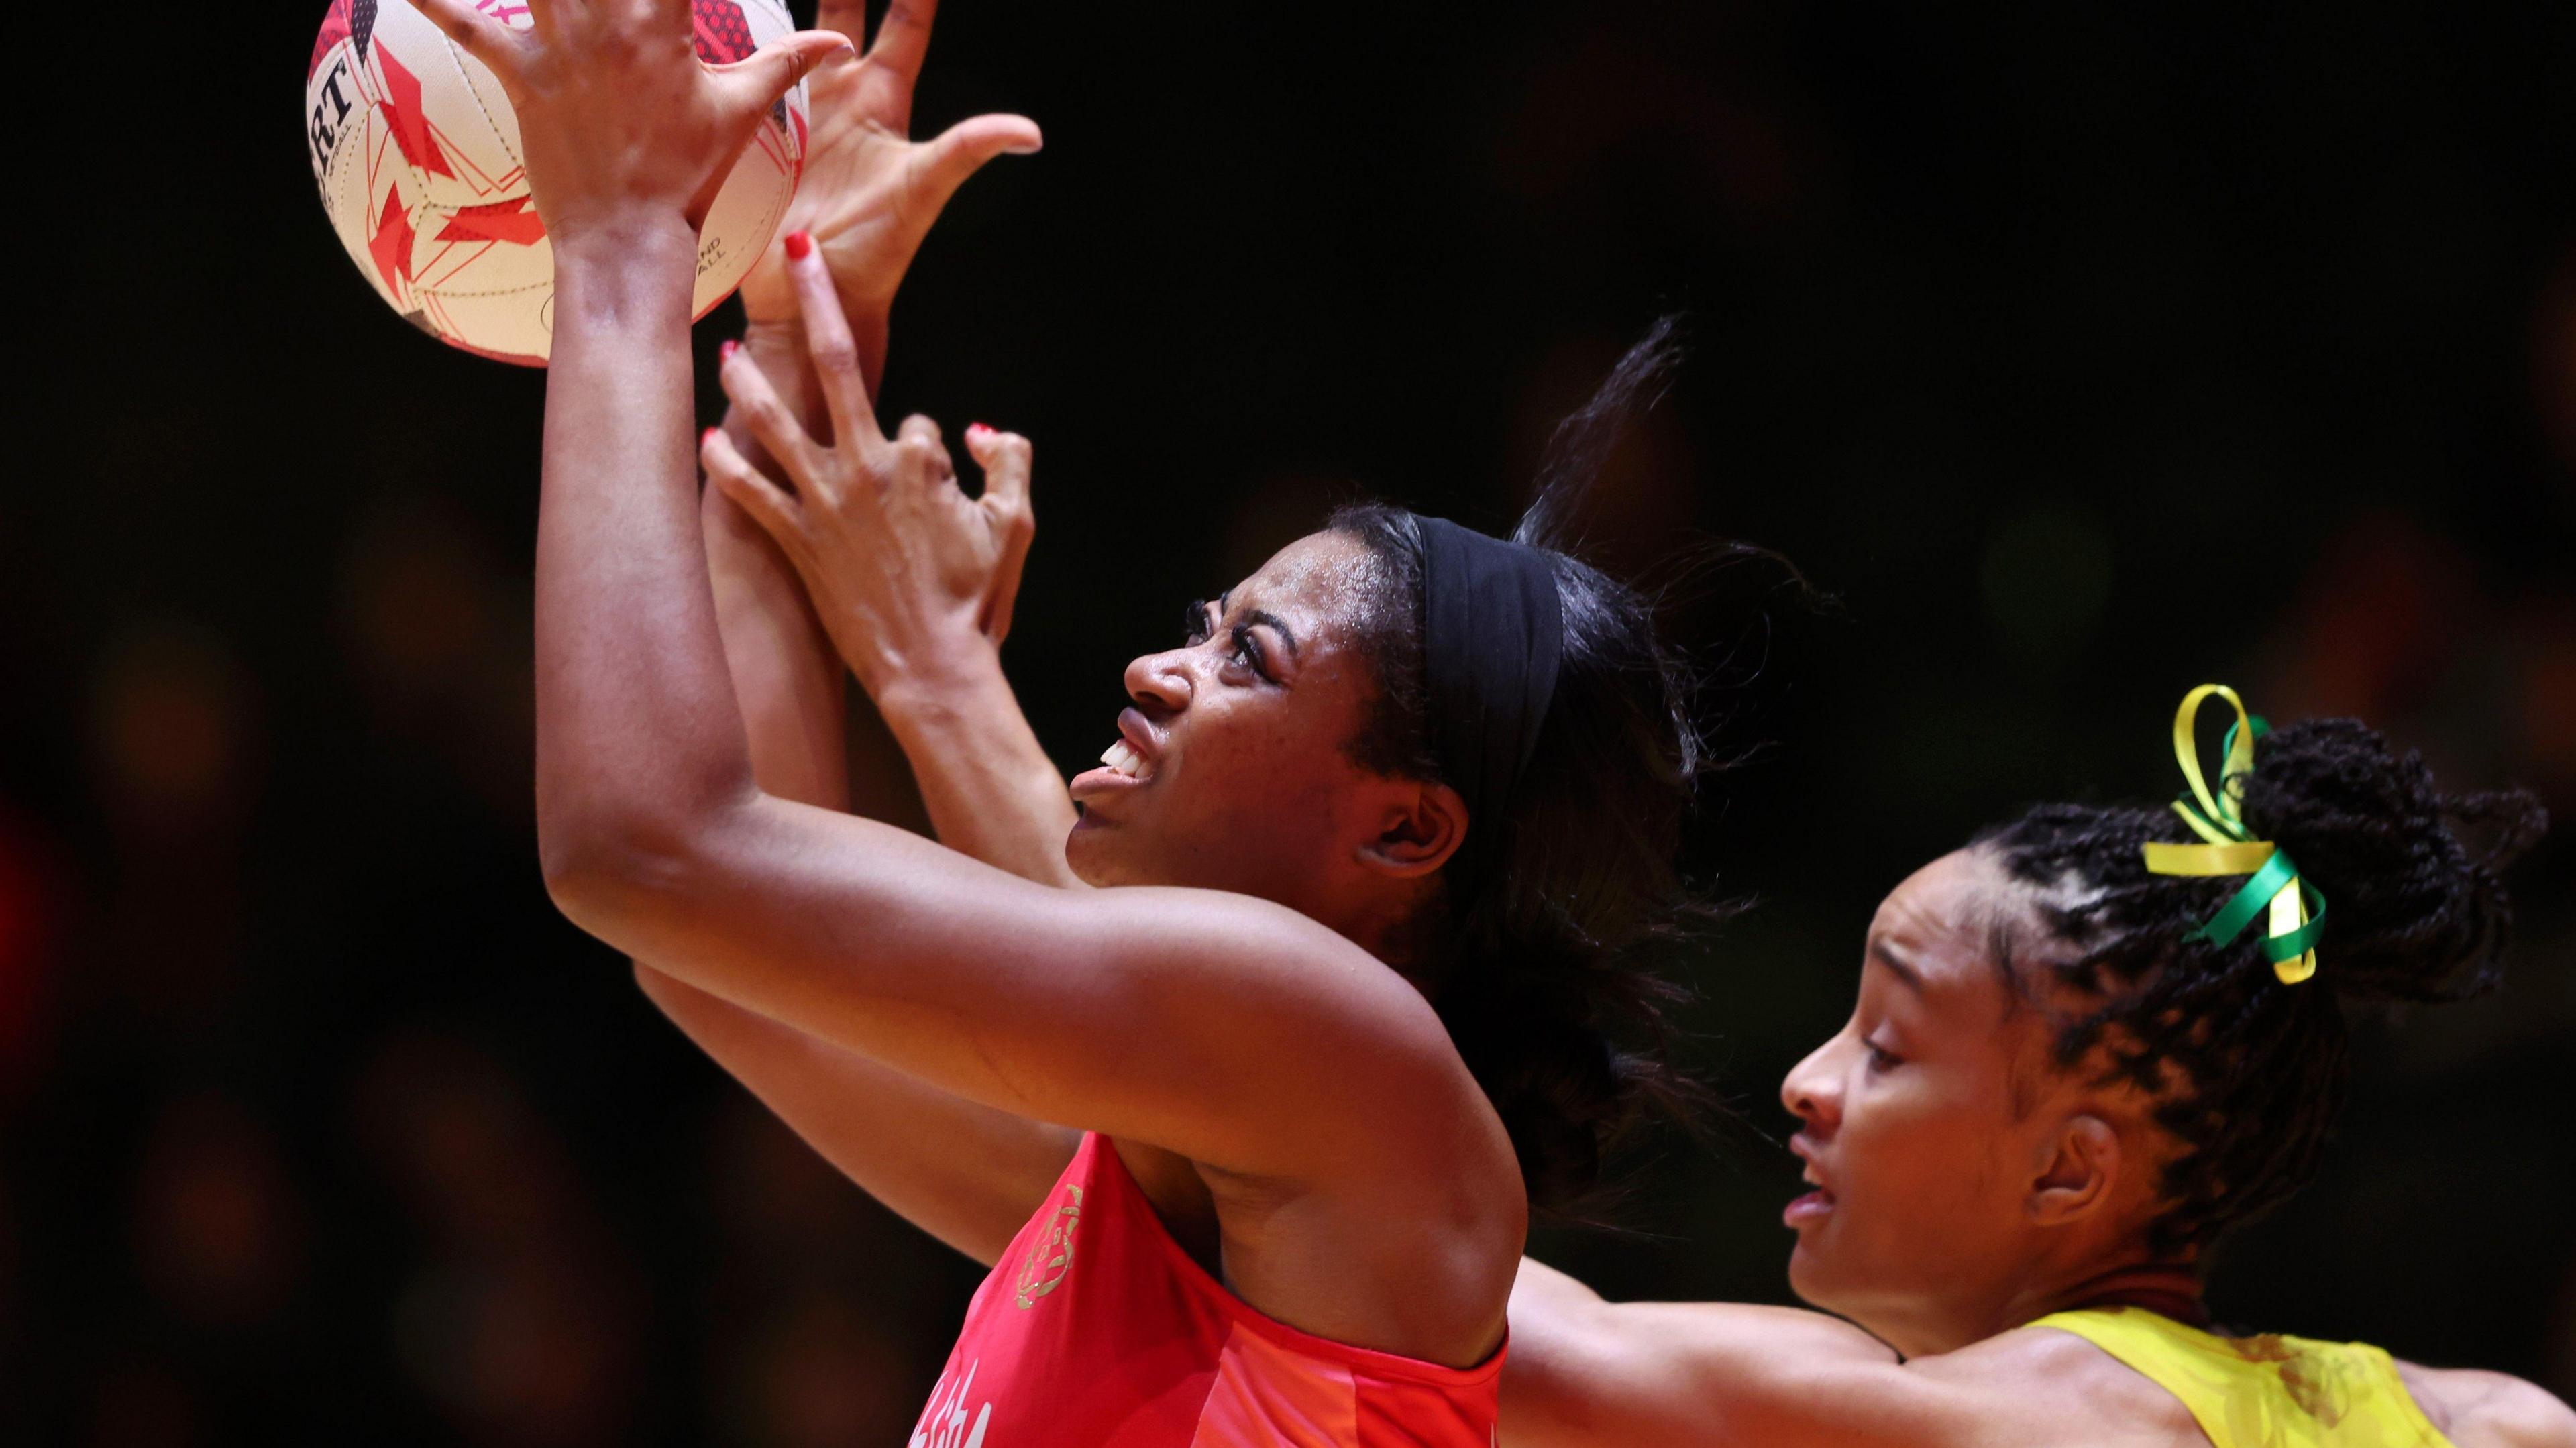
[
  {"left": 1868, "top": 1254, "right": 2205, "bottom": 1359},
  {"left": 2006, "top": 1258, "right": 2208, "bottom": 1329}
]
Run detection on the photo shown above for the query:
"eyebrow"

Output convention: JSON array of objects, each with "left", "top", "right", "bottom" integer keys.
[
  {"left": 1869, "top": 940, "right": 1925, "bottom": 993},
  {"left": 1215, "top": 590, "right": 1301, "bottom": 660},
  {"left": 1241, "top": 608, "right": 1300, "bottom": 659}
]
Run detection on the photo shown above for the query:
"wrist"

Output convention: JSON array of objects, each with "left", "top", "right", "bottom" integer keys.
[
  {"left": 548, "top": 205, "right": 698, "bottom": 268},
  {"left": 870, "top": 634, "right": 1012, "bottom": 726},
  {"left": 549, "top": 209, "right": 699, "bottom": 324}
]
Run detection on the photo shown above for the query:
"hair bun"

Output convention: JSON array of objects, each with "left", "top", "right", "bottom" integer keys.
[{"left": 2240, "top": 718, "right": 2547, "bottom": 1003}]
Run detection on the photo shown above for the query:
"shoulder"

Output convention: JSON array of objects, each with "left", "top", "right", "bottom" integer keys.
[
  {"left": 2396, "top": 1361, "right": 2576, "bottom": 1448},
  {"left": 1085, "top": 885, "right": 1523, "bottom": 1203},
  {"left": 1916, "top": 1326, "right": 2205, "bottom": 1447}
]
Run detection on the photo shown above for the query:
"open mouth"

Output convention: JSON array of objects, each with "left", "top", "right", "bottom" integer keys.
[
  {"left": 1097, "top": 738, "right": 1155, "bottom": 783},
  {"left": 1784, "top": 1139, "right": 1836, "bottom": 1227},
  {"left": 1070, "top": 732, "right": 1158, "bottom": 805}
]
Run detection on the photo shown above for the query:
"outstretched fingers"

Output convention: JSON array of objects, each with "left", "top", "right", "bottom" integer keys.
[
  {"left": 861, "top": 0, "right": 938, "bottom": 111},
  {"left": 912, "top": 113, "right": 1046, "bottom": 211},
  {"left": 782, "top": 233, "right": 883, "bottom": 450},
  {"left": 717, "top": 343, "right": 827, "bottom": 486},
  {"left": 964, "top": 424, "right": 1035, "bottom": 642},
  {"left": 710, "top": 29, "right": 860, "bottom": 121},
  {"left": 411, "top": 0, "right": 527, "bottom": 74},
  {"left": 701, "top": 427, "right": 808, "bottom": 559},
  {"left": 816, "top": 0, "right": 877, "bottom": 49}
]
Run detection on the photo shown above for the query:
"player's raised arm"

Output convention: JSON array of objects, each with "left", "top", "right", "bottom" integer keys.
[
  {"left": 625, "top": 0, "right": 1073, "bottom": 1265},
  {"left": 629, "top": 476, "right": 1076, "bottom": 1265},
  {"left": 413, "top": 0, "right": 1509, "bottom": 1199}
]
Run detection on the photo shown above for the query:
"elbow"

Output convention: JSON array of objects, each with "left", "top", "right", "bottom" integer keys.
[{"left": 537, "top": 795, "right": 732, "bottom": 945}]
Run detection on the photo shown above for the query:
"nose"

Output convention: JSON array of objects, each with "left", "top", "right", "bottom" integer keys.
[
  {"left": 1780, "top": 1036, "right": 1843, "bottom": 1135},
  {"left": 1124, "top": 647, "right": 1193, "bottom": 720}
]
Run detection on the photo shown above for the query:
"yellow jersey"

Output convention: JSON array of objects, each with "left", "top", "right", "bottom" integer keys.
[{"left": 2031, "top": 1307, "right": 2453, "bottom": 1448}]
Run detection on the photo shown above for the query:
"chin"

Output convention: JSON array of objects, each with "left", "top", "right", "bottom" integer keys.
[
  {"left": 1786, "top": 1239, "right": 1834, "bottom": 1309},
  {"left": 1065, "top": 816, "right": 1158, "bottom": 887},
  {"left": 1786, "top": 1236, "right": 1872, "bottom": 1321}
]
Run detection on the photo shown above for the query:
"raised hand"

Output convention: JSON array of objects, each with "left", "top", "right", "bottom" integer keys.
[
  {"left": 737, "top": 0, "right": 1042, "bottom": 347},
  {"left": 413, "top": 0, "right": 853, "bottom": 239},
  {"left": 704, "top": 233, "right": 1035, "bottom": 692}
]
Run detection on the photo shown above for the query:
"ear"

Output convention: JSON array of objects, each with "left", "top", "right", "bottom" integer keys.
[
  {"left": 1356, "top": 779, "right": 1468, "bottom": 879},
  {"left": 2028, "top": 1115, "right": 2122, "bottom": 1227}
]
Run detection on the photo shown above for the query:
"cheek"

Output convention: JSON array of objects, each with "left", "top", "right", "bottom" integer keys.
[
  {"left": 1183, "top": 704, "right": 1353, "bottom": 824},
  {"left": 1845, "top": 1078, "right": 2018, "bottom": 1231}
]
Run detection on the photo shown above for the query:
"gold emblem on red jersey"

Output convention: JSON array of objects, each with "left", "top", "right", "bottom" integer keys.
[{"left": 1013, "top": 1184, "right": 1081, "bottom": 1308}]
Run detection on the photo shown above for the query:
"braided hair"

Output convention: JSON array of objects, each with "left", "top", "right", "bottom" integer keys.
[{"left": 1981, "top": 718, "right": 2546, "bottom": 1255}]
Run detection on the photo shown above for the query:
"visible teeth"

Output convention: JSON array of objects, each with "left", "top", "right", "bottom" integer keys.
[{"left": 1098, "top": 740, "right": 1152, "bottom": 780}]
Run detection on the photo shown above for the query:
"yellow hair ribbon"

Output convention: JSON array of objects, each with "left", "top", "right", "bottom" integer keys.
[{"left": 2140, "top": 685, "right": 2324, "bottom": 985}]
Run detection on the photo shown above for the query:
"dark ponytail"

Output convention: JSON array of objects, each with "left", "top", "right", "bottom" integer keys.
[
  {"left": 1332, "top": 317, "right": 1718, "bottom": 1219},
  {"left": 1984, "top": 717, "right": 2547, "bottom": 1253}
]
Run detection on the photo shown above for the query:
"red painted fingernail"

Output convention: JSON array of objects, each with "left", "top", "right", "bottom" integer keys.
[
  {"left": 718, "top": 339, "right": 739, "bottom": 363},
  {"left": 967, "top": 421, "right": 992, "bottom": 436},
  {"left": 702, "top": 427, "right": 721, "bottom": 447},
  {"left": 783, "top": 231, "right": 813, "bottom": 260}
]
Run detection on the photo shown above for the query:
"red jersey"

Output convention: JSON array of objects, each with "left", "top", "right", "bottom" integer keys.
[{"left": 908, "top": 1133, "right": 1504, "bottom": 1448}]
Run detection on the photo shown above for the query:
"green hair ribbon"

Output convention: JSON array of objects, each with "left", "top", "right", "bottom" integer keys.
[{"left": 2140, "top": 684, "right": 2325, "bottom": 985}]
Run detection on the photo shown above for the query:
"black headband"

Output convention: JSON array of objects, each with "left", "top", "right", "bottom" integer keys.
[{"left": 1417, "top": 516, "right": 1564, "bottom": 897}]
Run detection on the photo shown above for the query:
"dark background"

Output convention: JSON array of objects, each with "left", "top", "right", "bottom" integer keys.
[{"left": 8, "top": 1, "right": 2575, "bottom": 1441}]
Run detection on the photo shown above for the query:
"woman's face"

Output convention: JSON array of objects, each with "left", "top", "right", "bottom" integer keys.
[
  {"left": 1066, "top": 531, "right": 1446, "bottom": 929},
  {"left": 1776, "top": 848, "right": 2162, "bottom": 1352}
]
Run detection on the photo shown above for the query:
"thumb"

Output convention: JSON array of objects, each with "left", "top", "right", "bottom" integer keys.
[
  {"left": 712, "top": 29, "right": 859, "bottom": 117},
  {"left": 912, "top": 113, "right": 1046, "bottom": 213}
]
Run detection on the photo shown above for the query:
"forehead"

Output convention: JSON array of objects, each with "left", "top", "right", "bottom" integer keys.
[
  {"left": 1867, "top": 850, "right": 2022, "bottom": 1007},
  {"left": 1226, "top": 532, "right": 1377, "bottom": 633}
]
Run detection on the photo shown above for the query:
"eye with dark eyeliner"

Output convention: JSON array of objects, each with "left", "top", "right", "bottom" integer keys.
[{"left": 1229, "top": 622, "right": 1275, "bottom": 682}]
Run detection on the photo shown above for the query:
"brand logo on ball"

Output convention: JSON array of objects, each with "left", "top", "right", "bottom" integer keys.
[
  {"left": 304, "top": 0, "right": 809, "bottom": 365},
  {"left": 1012, "top": 1184, "right": 1081, "bottom": 1308}
]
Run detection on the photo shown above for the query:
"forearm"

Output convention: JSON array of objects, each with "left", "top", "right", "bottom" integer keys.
[
  {"left": 877, "top": 657, "right": 1083, "bottom": 887},
  {"left": 535, "top": 217, "right": 757, "bottom": 913},
  {"left": 633, "top": 475, "right": 1069, "bottom": 1261},
  {"left": 733, "top": 325, "right": 1079, "bottom": 887}
]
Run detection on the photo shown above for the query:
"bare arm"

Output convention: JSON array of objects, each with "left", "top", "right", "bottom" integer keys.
[
  {"left": 594, "top": 0, "right": 1070, "bottom": 1262},
  {"left": 632, "top": 415, "right": 1073, "bottom": 1263},
  {"left": 2398, "top": 1363, "right": 2576, "bottom": 1448},
  {"left": 421, "top": 5, "right": 1499, "bottom": 1207},
  {"left": 870, "top": 649, "right": 1081, "bottom": 886},
  {"left": 1502, "top": 1260, "right": 1982, "bottom": 1448}
]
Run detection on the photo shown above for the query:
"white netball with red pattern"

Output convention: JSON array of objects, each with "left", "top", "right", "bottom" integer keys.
[{"left": 305, "top": 0, "right": 810, "bottom": 365}]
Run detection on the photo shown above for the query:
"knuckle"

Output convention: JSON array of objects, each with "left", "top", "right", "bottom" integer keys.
[{"left": 808, "top": 340, "right": 862, "bottom": 377}]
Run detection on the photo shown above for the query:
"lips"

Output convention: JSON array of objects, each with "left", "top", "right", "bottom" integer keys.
[
  {"left": 1784, "top": 1133, "right": 1836, "bottom": 1229},
  {"left": 1069, "top": 708, "right": 1163, "bottom": 803}
]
